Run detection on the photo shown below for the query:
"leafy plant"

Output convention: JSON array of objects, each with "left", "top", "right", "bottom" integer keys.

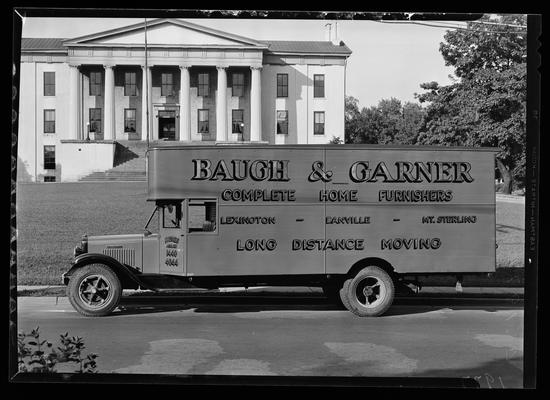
[
  {"left": 18, "top": 327, "right": 98, "bottom": 373},
  {"left": 328, "top": 136, "right": 343, "bottom": 144}
]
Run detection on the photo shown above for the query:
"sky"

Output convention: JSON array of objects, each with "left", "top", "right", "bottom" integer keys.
[{"left": 20, "top": 16, "right": 463, "bottom": 109}]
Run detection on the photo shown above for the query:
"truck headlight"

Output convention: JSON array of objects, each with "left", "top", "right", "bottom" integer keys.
[{"left": 73, "top": 234, "right": 88, "bottom": 257}]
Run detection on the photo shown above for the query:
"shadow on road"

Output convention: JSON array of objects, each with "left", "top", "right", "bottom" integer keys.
[
  {"left": 113, "top": 296, "right": 523, "bottom": 317},
  {"left": 404, "top": 356, "right": 524, "bottom": 389}
]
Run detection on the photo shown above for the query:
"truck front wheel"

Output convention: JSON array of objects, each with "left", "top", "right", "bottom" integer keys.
[
  {"left": 339, "top": 266, "right": 395, "bottom": 317},
  {"left": 67, "top": 264, "right": 122, "bottom": 317}
]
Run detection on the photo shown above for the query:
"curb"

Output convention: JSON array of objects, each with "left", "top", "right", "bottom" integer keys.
[{"left": 16, "top": 285, "right": 524, "bottom": 299}]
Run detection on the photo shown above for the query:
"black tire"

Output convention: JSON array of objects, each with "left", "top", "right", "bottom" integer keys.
[
  {"left": 322, "top": 285, "right": 346, "bottom": 309},
  {"left": 339, "top": 266, "right": 395, "bottom": 317},
  {"left": 67, "top": 263, "right": 122, "bottom": 317}
]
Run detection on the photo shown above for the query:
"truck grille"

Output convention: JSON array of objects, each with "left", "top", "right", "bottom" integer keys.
[{"left": 103, "top": 247, "right": 135, "bottom": 267}]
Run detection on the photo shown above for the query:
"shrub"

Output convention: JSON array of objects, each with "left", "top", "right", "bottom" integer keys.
[{"left": 18, "top": 327, "right": 98, "bottom": 373}]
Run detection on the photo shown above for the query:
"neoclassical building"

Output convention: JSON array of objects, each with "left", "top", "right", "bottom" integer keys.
[{"left": 18, "top": 18, "right": 351, "bottom": 181}]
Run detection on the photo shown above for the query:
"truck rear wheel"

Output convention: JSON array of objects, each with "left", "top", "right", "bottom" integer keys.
[
  {"left": 67, "top": 264, "right": 122, "bottom": 317},
  {"left": 339, "top": 266, "right": 395, "bottom": 317}
]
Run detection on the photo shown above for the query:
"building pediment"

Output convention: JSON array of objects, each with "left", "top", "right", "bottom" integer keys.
[{"left": 63, "top": 18, "right": 268, "bottom": 49}]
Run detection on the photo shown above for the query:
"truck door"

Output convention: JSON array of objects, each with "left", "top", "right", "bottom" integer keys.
[{"left": 158, "top": 201, "right": 186, "bottom": 275}]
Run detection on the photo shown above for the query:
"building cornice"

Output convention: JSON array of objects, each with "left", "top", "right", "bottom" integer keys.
[{"left": 65, "top": 43, "right": 269, "bottom": 50}]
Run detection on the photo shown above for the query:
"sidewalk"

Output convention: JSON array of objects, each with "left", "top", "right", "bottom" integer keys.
[{"left": 496, "top": 193, "right": 525, "bottom": 203}]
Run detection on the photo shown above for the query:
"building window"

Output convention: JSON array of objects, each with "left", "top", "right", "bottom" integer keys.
[
  {"left": 90, "top": 71, "right": 102, "bottom": 96},
  {"left": 44, "top": 176, "right": 56, "bottom": 182},
  {"left": 188, "top": 199, "right": 217, "bottom": 233},
  {"left": 161, "top": 73, "right": 173, "bottom": 96},
  {"left": 314, "top": 111, "right": 325, "bottom": 135},
  {"left": 232, "top": 73, "right": 244, "bottom": 97},
  {"left": 124, "top": 72, "right": 137, "bottom": 96},
  {"left": 276, "top": 110, "right": 288, "bottom": 134},
  {"left": 89, "top": 108, "right": 102, "bottom": 133},
  {"left": 314, "top": 74, "right": 325, "bottom": 98},
  {"left": 232, "top": 109, "right": 244, "bottom": 134},
  {"left": 198, "top": 73, "right": 209, "bottom": 97},
  {"left": 124, "top": 109, "right": 136, "bottom": 133},
  {"left": 198, "top": 109, "right": 209, "bottom": 133},
  {"left": 44, "top": 109, "right": 55, "bottom": 133},
  {"left": 44, "top": 72, "right": 55, "bottom": 96},
  {"left": 277, "top": 73, "right": 288, "bottom": 97},
  {"left": 44, "top": 146, "right": 55, "bottom": 170}
]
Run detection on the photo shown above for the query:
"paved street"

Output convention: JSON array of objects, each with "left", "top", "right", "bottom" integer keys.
[{"left": 16, "top": 295, "right": 523, "bottom": 388}]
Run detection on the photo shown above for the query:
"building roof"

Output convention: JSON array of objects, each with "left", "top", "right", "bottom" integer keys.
[
  {"left": 21, "top": 38, "right": 66, "bottom": 51},
  {"left": 20, "top": 18, "right": 350, "bottom": 56},
  {"left": 21, "top": 37, "right": 352, "bottom": 56},
  {"left": 261, "top": 40, "right": 352, "bottom": 55}
]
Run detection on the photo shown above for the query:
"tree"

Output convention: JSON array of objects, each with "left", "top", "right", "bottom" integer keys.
[
  {"left": 345, "top": 96, "right": 425, "bottom": 145},
  {"left": 344, "top": 96, "right": 364, "bottom": 143},
  {"left": 417, "top": 14, "right": 527, "bottom": 193}
]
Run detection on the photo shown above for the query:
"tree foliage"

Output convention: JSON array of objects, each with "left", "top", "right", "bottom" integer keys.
[
  {"left": 417, "top": 14, "right": 527, "bottom": 193},
  {"left": 344, "top": 14, "right": 527, "bottom": 194},
  {"left": 345, "top": 96, "right": 425, "bottom": 145}
]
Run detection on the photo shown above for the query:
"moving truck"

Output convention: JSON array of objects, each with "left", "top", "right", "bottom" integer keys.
[{"left": 63, "top": 144, "right": 498, "bottom": 317}]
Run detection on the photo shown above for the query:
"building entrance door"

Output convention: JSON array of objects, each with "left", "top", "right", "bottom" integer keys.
[{"left": 158, "top": 110, "right": 176, "bottom": 140}]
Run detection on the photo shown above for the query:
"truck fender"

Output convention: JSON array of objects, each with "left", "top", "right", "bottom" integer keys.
[
  {"left": 63, "top": 253, "right": 155, "bottom": 291},
  {"left": 347, "top": 257, "right": 396, "bottom": 279}
]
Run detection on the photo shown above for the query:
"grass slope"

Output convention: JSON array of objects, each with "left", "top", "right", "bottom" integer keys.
[{"left": 15, "top": 183, "right": 525, "bottom": 286}]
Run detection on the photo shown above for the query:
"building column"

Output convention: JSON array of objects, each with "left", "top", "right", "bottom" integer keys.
[
  {"left": 141, "top": 65, "right": 152, "bottom": 142},
  {"left": 68, "top": 65, "right": 81, "bottom": 140},
  {"left": 103, "top": 65, "right": 115, "bottom": 140},
  {"left": 179, "top": 65, "right": 191, "bottom": 142},
  {"left": 216, "top": 66, "right": 227, "bottom": 142},
  {"left": 250, "top": 66, "right": 262, "bottom": 142}
]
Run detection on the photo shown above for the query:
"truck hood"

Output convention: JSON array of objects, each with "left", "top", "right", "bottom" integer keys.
[
  {"left": 87, "top": 234, "right": 145, "bottom": 270},
  {"left": 88, "top": 233, "right": 145, "bottom": 243}
]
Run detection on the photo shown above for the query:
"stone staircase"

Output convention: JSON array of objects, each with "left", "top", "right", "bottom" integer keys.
[{"left": 79, "top": 141, "right": 148, "bottom": 182}]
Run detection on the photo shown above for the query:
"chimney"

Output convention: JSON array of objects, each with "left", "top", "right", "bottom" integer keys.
[
  {"left": 324, "top": 23, "right": 332, "bottom": 42},
  {"left": 332, "top": 21, "right": 340, "bottom": 45}
]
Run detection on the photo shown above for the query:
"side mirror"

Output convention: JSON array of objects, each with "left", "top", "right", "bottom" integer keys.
[{"left": 143, "top": 229, "right": 151, "bottom": 237}]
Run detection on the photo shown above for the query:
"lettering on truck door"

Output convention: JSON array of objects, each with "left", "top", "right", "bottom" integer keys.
[{"left": 159, "top": 201, "right": 186, "bottom": 275}]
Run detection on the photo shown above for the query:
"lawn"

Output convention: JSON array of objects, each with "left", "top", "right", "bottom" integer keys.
[
  {"left": 15, "top": 182, "right": 525, "bottom": 286},
  {"left": 495, "top": 201, "right": 525, "bottom": 268},
  {"left": 16, "top": 182, "right": 153, "bottom": 285}
]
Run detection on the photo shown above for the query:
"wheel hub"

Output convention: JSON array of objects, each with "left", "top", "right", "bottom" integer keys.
[
  {"left": 78, "top": 274, "right": 111, "bottom": 308},
  {"left": 363, "top": 287, "right": 374, "bottom": 296},
  {"left": 354, "top": 276, "right": 386, "bottom": 309}
]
